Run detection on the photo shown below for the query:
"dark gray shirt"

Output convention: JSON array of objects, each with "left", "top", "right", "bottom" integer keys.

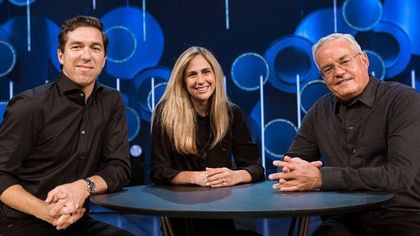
[{"left": 287, "top": 77, "right": 420, "bottom": 212}]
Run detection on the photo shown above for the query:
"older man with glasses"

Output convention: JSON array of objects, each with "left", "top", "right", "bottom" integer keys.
[{"left": 269, "top": 33, "right": 420, "bottom": 236}]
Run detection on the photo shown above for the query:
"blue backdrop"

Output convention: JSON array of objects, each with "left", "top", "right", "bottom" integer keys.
[{"left": 1, "top": 0, "right": 419, "bottom": 184}]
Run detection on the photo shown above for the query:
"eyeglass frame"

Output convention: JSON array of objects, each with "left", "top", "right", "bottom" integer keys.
[{"left": 319, "top": 52, "right": 362, "bottom": 78}]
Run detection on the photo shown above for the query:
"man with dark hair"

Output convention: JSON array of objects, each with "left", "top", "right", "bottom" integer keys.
[
  {"left": 0, "top": 16, "right": 133, "bottom": 235},
  {"left": 269, "top": 33, "right": 420, "bottom": 235}
]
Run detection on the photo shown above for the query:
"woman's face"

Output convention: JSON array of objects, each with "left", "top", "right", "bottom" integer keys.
[{"left": 184, "top": 54, "right": 216, "bottom": 107}]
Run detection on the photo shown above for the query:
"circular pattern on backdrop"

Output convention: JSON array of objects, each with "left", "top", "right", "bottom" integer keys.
[
  {"left": 125, "top": 106, "right": 141, "bottom": 141},
  {"left": 133, "top": 66, "right": 171, "bottom": 121},
  {"left": 368, "top": 21, "right": 411, "bottom": 78},
  {"left": 342, "top": 0, "right": 382, "bottom": 31},
  {"left": 0, "top": 101, "right": 8, "bottom": 123},
  {"left": 230, "top": 53, "right": 269, "bottom": 91},
  {"left": 364, "top": 50, "right": 385, "bottom": 80},
  {"left": 130, "top": 144, "right": 143, "bottom": 158},
  {"left": 147, "top": 82, "right": 167, "bottom": 112},
  {"left": 295, "top": 8, "right": 357, "bottom": 44},
  {"left": 383, "top": 0, "right": 420, "bottom": 55},
  {"left": 104, "top": 26, "right": 137, "bottom": 63},
  {"left": 0, "top": 40, "right": 17, "bottom": 77},
  {"left": 264, "top": 35, "right": 318, "bottom": 93},
  {"left": 8, "top": 0, "right": 36, "bottom": 6},
  {"left": 264, "top": 119, "right": 298, "bottom": 158},
  {"left": 102, "top": 7, "right": 164, "bottom": 80},
  {"left": 47, "top": 19, "right": 61, "bottom": 72},
  {"left": 300, "top": 80, "right": 329, "bottom": 114}
]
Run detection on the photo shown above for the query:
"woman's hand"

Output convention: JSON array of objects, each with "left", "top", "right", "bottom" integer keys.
[{"left": 205, "top": 167, "right": 252, "bottom": 187}]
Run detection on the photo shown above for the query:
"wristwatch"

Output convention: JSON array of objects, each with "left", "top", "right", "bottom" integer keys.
[{"left": 84, "top": 178, "right": 96, "bottom": 194}]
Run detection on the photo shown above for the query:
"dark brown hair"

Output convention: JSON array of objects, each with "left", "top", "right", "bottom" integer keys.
[{"left": 58, "top": 15, "right": 109, "bottom": 55}]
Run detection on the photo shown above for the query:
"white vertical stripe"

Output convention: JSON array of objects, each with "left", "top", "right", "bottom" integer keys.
[
  {"left": 411, "top": 70, "right": 416, "bottom": 89},
  {"left": 296, "top": 74, "right": 301, "bottom": 128},
  {"left": 260, "top": 75, "right": 266, "bottom": 172}
]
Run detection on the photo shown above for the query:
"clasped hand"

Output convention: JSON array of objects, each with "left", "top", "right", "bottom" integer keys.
[
  {"left": 194, "top": 167, "right": 241, "bottom": 188},
  {"left": 268, "top": 156, "right": 323, "bottom": 191},
  {"left": 44, "top": 180, "right": 90, "bottom": 230}
]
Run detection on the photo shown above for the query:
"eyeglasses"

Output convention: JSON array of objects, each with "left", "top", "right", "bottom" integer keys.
[{"left": 319, "top": 52, "right": 362, "bottom": 78}]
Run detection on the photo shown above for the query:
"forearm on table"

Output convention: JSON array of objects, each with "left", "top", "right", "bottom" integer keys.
[
  {"left": 234, "top": 169, "right": 253, "bottom": 184},
  {"left": 171, "top": 171, "right": 202, "bottom": 185}
]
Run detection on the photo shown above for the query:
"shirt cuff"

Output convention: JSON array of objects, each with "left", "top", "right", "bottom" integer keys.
[{"left": 320, "top": 167, "right": 346, "bottom": 190}]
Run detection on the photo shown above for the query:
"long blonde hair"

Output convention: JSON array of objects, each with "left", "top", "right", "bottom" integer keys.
[{"left": 153, "top": 46, "right": 230, "bottom": 156}]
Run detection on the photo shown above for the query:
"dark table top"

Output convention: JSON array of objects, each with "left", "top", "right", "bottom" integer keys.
[{"left": 91, "top": 181, "right": 393, "bottom": 218}]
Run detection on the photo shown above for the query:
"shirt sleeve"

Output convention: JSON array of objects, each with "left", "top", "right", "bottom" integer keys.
[
  {"left": 231, "top": 104, "right": 265, "bottom": 182},
  {"left": 0, "top": 96, "right": 39, "bottom": 194},
  {"left": 95, "top": 92, "right": 131, "bottom": 192},
  {"left": 150, "top": 105, "right": 181, "bottom": 185}
]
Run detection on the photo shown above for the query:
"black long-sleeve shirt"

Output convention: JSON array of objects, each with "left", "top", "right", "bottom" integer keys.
[
  {"left": 287, "top": 77, "right": 420, "bottom": 212},
  {"left": 0, "top": 73, "right": 131, "bottom": 218},
  {"left": 151, "top": 102, "right": 264, "bottom": 185}
]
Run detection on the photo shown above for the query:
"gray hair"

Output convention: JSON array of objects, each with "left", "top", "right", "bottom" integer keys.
[{"left": 312, "top": 33, "right": 362, "bottom": 68}]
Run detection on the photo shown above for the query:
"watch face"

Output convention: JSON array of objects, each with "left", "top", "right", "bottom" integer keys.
[{"left": 85, "top": 178, "right": 96, "bottom": 193}]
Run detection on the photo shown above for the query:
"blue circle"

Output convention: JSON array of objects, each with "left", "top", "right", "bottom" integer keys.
[
  {"left": 300, "top": 80, "right": 329, "bottom": 114},
  {"left": 8, "top": 0, "right": 36, "bottom": 6},
  {"left": 130, "top": 144, "right": 143, "bottom": 158},
  {"left": 125, "top": 106, "right": 141, "bottom": 141},
  {"left": 264, "top": 35, "right": 318, "bottom": 93},
  {"left": 105, "top": 26, "right": 137, "bottom": 63},
  {"left": 47, "top": 19, "right": 61, "bottom": 72},
  {"left": 147, "top": 82, "right": 167, "bottom": 112},
  {"left": 102, "top": 7, "right": 164, "bottom": 80},
  {"left": 133, "top": 66, "right": 171, "bottom": 121},
  {"left": 230, "top": 53, "right": 269, "bottom": 91},
  {"left": 264, "top": 119, "right": 297, "bottom": 158},
  {"left": 342, "top": 0, "right": 382, "bottom": 31},
  {"left": 383, "top": 0, "right": 420, "bottom": 55},
  {"left": 0, "top": 41, "right": 16, "bottom": 77},
  {"left": 295, "top": 8, "right": 357, "bottom": 44},
  {"left": 369, "top": 21, "right": 411, "bottom": 78},
  {"left": 364, "top": 50, "right": 386, "bottom": 80}
]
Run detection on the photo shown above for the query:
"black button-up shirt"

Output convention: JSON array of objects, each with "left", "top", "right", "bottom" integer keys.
[
  {"left": 287, "top": 77, "right": 420, "bottom": 212},
  {"left": 151, "top": 103, "right": 264, "bottom": 185},
  {"left": 0, "top": 74, "right": 131, "bottom": 218}
]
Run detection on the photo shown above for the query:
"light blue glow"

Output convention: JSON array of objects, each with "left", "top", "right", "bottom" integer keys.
[
  {"left": 26, "top": 0, "right": 31, "bottom": 51},
  {"left": 225, "top": 0, "right": 230, "bottom": 30},
  {"left": 259, "top": 75, "right": 265, "bottom": 172}
]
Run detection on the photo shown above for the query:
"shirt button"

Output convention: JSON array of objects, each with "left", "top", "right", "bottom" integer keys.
[
  {"left": 352, "top": 148, "right": 357, "bottom": 154},
  {"left": 81, "top": 156, "right": 85, "bottom": 160},
  {"left": 81, "top": 130, "right": 86, "bottom": 135},
  {"left": 348, "top": 126, "right": 354, "bottom": 130}
]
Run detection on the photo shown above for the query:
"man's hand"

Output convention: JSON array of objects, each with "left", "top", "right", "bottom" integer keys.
[
  {"left": 53, "top": 208, "right": 86, "bottom": 230},
  {"left": 268, "top": 156, "right": 323, "bottom": 191},
  {"left": 45, "top": 180, "right": 90, "bottom": 216}
]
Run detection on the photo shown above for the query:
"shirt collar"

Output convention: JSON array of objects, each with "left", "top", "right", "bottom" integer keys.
[
  {"left": 56, "top": 73, "right": 103, "bottom": 96},
  {"left": 333, "top": 75, "right": 377, "bottom": 111}
]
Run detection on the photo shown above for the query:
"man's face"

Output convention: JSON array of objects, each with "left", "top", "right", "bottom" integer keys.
[
  {"left": 57, "top": 26, "right": 106, "bottom": 93},
  {"left": 315, "top": 39, "right": 370, "bottom": 101}
]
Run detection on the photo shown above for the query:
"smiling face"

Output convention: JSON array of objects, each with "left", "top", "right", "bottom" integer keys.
[
  {"left": 184, "top": 54, "right": 216, "bottom": 110},
  {"left": 57, "top": 26, "right": 106, "bottom": 97},
  {"left": 315, "top": 38, "right": 370, "bottom": 101}
]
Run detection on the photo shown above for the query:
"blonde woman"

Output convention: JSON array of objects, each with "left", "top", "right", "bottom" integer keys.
[{"left": 151, "top": 46, "right": 264, "bottom": 235}]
